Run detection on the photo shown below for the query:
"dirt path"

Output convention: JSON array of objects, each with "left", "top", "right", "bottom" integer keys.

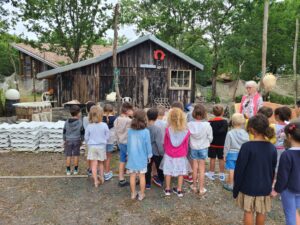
[{"left": 0, "top": 152, "right": 285, "bottom": 225}]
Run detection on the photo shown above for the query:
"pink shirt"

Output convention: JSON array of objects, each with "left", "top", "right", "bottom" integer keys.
[{"left": 164, "top": 128, "right": 190, "bottom": 158}]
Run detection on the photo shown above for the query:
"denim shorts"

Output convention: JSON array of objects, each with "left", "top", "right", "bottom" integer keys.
[
  {"left": 225, "top": 151, "right": 239, "bottom": 170},
  {"left": 118, "top": 144, "right": 127, "bottom": 163},
  {"left": 190, "top": 148, "right": 208, "bottom": 160},
  {"left": 106, "top": 144, "right": 114, "bottom": 153}
]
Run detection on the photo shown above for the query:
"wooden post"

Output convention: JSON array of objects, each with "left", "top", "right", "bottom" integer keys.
[
  {"left": 260, "top": 0, "right": 269, "bottom": 92},
  {"left": 31, "top": 59, "right": 37, "bottom": 102},
  {"left": 112, "top": 3, "right": 121, "bottom": 113},
  {"left": 293, "top": 17, "right": 299, "bottom": 104},
  {"left": 232, "top": 61, "right": 245, "bottom": 101}
]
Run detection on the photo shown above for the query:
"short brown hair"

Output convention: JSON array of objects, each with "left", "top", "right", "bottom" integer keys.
[
  {"left": 275, "top": 106, "right": 292, "bottom": 122},
  {"left": 257, "top": 106, "right": 273, "bottom": 118},
  {"left": 212, "top": 104, "right": 224, "bottom": 116},
  {"left": 70, "top": 105, "right": 81, "bottom": 117},
  {"left": 192, "top": 104, "right": 207, "bottom": 120},
  {"left": 88, "top": 106, "right": 103, "bottom": 123},
  {"left": 131, "top": 109, "right": 147, "bottom": 130},
  {"left": 104, "top": 104, "right": 114, "bottom": 113},
  {"left": 171, "top": 101, "right": 184, "bottom": 111},
  {"left": 121, "top": 102, "right": 133, "bottom": 114},
  {"left": 157, "top": 106, "right": 166, "bottom": 117}
]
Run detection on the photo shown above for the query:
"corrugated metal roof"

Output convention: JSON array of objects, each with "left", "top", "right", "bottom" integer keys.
[{"left": 36, "top": 35, "right": 204, "bottom": 79}]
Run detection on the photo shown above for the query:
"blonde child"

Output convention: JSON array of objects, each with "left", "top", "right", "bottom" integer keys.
[
  {"left": 234, "top": 114, "right": 277, "bottom": 225},
  {"left": 223, "top": 113, "right": 249, "bottom": 191},
  {"left": 160, "top": 108, "right": 191, "bottom": 197},
  {"left": 187, "top": 104, "right": 213, "bottom": 195},
  {"left": 83, "top": 101, "right": 96, "bottom": 176},
  {"left": 272, "top": 122, "right": 300, "bottom": 225},
  {"left": 114, "top": 102, "right": 134, "bottom": 187},
  {"left": 103, "top": 104, "right": 117, "bottom": 181},
  {"left": 85, "top": 106, "right": 110, "bottom": 187},
  {"left": 126, "top": 110, "right": 152, "bottom": 201}
]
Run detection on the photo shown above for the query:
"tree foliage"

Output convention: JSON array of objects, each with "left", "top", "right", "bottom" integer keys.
[{"left": 13, "top": 0, "right": 112, "bottom": 62}]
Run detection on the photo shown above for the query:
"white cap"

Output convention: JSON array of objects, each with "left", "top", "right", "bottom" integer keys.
[{"left": 5, "top": 89, "right": 20, "bottom": 100}]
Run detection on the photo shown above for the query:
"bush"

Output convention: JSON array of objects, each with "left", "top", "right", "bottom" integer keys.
[
  {"left": 206, "top": 88, "right": 221, "bottom": 103},
  {"left": 235, "top": 95, "right": 243, "bottom": 103},
  {"left": 269, "top": 92, "right": 294, "bottom": 105}
]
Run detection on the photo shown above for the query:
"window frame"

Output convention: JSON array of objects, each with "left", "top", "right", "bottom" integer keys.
[{"left": 168, "top": 69, "right": 192, "bottom": 90}]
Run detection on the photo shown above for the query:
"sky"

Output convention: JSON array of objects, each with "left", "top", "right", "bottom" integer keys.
[{"left": 3, "top": 0, "right": 139, "bottom": 41}]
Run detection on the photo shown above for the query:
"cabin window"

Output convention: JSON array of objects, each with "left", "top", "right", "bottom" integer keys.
[{"left": 169, "top": 70, "right": 191, "bottom": 90}]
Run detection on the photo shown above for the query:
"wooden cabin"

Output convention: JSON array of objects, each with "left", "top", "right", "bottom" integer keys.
[
  {"left": 12, "top": 43, "right": 111, "bottom": 91},
  {"left": 37, "top": 35, "right": 204, "bottom": 107}
]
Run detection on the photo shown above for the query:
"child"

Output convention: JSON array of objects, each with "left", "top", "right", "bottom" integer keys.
[
  {"left": 160, "top": 108, "right": 191, "bottom": 197},
  {"left": 187, "top": 104, "right": 213, "bottom": 195},
  {"left": 145, "top": 108, "right": 164, "bottom": 188},
  {"left": 126, "top": 110, "right": 152, "bottom": 200},
  {"left": 63, "top": 105, "right": 84, "bottom": 175},
  {"left": 296, "top": 100, "right": 300, "bottom": 118},
  {"left": 223, "top": 113, "right": 249, "bottom": 191},
  {"left": 83, "top": 101, "right": 96, "bottom": 176},
  {"left": 272, "top": 122, "right": 300, "bottom": 225},
  {"left": 154, "top": 106, "right": 167, "bottom": 140},
  {"left": 274, "top": 106, "right": 292, "bottom": 171},
  {"left": 206, "top": 105, "right": 228, "bottom": 181},
  {"left": 233, "top": 114, "right": 277, "bottom": 225},
  {"left": 114, "top": 102, "right": 134, "bottom": 187},
  {"left": 85, "top": 106, "right": 110, "bottom": 187},
  {"left": 102, "top": 104, "right": 117, "bottom": 181},
  {"left": 254, "top": 106, "right": 276, "bottom": 144}
]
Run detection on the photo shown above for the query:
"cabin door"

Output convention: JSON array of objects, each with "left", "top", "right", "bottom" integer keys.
[{"left": 147, "top": 68, "right": 168, "bottom": 106}]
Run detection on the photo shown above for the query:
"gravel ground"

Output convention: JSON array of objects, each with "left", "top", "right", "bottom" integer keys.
[{"left": 0, "top": 152, "right": 285, "bottom": 225}]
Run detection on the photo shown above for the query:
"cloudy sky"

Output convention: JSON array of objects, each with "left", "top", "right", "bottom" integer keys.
[{"left": 3, "top": 0, "right": 138, "bottom": 41}]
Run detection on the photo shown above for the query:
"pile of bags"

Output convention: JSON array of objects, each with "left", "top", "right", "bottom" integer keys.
[
  {"left": 0, "top": 121, "right": 64, "bottom": 152},
  {"left": 39, "top": 121, "right": 64, "bottom": 152},
  {"left": 0, "top": 123, "right": 11, "bottom": 149}
]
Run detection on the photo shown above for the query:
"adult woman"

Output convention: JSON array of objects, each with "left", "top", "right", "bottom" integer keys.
[{"left": 239, "top": 81, "right": 263, "bottom": 119}]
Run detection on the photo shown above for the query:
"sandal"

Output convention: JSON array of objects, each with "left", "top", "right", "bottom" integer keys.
[
  {"left": 131, "top": 192, "right": 138, "bottom": 200},
  {"left": 138, "top": 192, "right": 145, "bottom": 201},
  {"left": 199, "top": 188, "right": 207, "bottom": 196},
  {"left": 190, "top": 184, "right": 198, "bottom": 193}
]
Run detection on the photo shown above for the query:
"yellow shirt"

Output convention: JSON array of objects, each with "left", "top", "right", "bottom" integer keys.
[{"left": 245, "top": 119, "right": 276, "bottom": 144}]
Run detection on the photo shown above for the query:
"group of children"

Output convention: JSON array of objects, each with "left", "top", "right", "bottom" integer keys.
[{"left": 63, "top": 101, "right": 300, "bottom": 225}]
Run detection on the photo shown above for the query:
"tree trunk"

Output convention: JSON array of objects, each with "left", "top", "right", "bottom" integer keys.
[
  {"left": 211, "top": 44, "right": 219, "bottom": 102},
  {"left": 293, "top": 17, "right": 299, "bottom": 104},
  {"left": 232, "top": 61, "right": 245, "bottom": 101},
  {"left": 260, "top": 0, "right": 269, "bottom": 92},
  {"left": 112, "top": 3, "right": 121, "bottom": 113}
]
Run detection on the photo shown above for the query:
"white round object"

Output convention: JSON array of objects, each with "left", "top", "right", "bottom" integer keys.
[
  {"left": 263, "top": 73, "right": 277, "bottom": 92},
  {"left": 5, "top": 89, "right": 20, "bottom": 100}
]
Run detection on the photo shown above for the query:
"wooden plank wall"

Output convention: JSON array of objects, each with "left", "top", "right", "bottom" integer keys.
[{"left": 57, "top": 40, "right": 200, "bottom": 106}]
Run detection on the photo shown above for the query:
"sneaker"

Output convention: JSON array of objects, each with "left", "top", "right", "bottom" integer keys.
[
  {"left": 73, "top": 168, "right": 79, "bottom": 175},
  {"left": 164, "top": 189, "right": 171, "bottom": 196},
  {"left": 183, "top": 175, "right": 193, "bottom": 183},
  {"left": 223, "top": 183, "right": 233, "bottom": 192},
  {"left": 87, "top": 169, "right": 92, "bottom": 177},
  {"left": 205, "top": 172, "right": 215, "bottom": 181},
  {"left": 152, "top": 176, "right": 163, "bottom": 187},
  {"left": 66, "top": 169, "right": 71, "bottom": 176},
  {"left": 118, "top": 179, "right": 129, "bottom": 187},
  {"left": 146, "top": 184, "right": 151, "bottom": 190},
  {"left": 104, "top": 171, "right": 113, "bottom": 181},
  {"left": 172, "top": 188, "right": 183, "bottom": 197},
  {"left": 219, "top": 173, "right": 226, "bottom": 182}
]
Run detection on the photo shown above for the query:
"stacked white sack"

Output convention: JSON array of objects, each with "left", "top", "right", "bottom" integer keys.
[
  {"left": 9, "top": 122, "right": 41, "bottom": 151},
  {"left": 0, "top": 123, "right": 11, "bottom": 150},
  {"left": 39, "top": 121, "right": 64, "bottom": 152}
]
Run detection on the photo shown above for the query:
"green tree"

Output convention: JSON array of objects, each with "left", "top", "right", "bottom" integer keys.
[{"left": 13, "top": 0, "right": 112, "bottom": 62}]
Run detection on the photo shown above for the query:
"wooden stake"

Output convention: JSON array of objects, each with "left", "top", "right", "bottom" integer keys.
[{"left": 260, "top": 0, "right": 269, "bottom": 92}]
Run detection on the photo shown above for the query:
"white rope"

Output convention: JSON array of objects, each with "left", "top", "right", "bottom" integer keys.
[{"left": 0, "top": 175, "right": 121, "bottom": 179}]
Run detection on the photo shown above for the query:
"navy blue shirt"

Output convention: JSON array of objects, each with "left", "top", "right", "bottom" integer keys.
[
  {"left": 103, "top": 115, "right": 117, "bottom": 129},
  {"left": 275, "top": 148, "right": 300, "bottom": 193},
  {"left": 233, "top": 141, "right": 277, "bottom": 198}
]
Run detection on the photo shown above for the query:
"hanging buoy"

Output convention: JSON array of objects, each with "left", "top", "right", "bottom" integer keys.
[{"left": 153, "top": 50, "right": 166, "bottom": 61}]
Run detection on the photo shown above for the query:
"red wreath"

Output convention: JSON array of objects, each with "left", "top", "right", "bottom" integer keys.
[{"left": 153, "top": 50, "right": 165, "bottom": 61}]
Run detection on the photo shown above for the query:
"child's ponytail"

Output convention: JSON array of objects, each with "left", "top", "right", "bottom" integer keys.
[
  {"left": 284, "top": 122, "right": 300, "bottom": 142},
  {"left": 265, "top": 126, "right": 275, "bottom": 139}
]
